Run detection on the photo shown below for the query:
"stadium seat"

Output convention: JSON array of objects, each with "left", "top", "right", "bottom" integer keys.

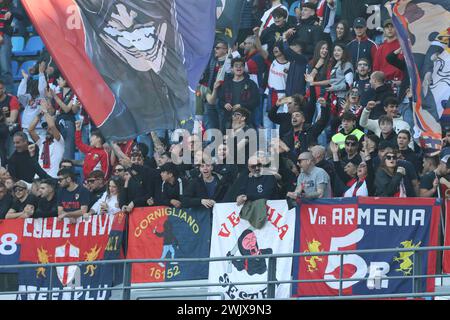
[
  {"left": 14, "top": 36, "right": 44, "bottom": 56},
  {"left": 14, "top": 60, "right": 37, "bottom": 81},
  {"left": 11, "top": 36, "right": 25, "bottom": 55}
]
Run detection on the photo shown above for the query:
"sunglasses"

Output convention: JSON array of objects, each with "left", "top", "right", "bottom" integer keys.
[
  {"left": 346, "top": 141, "right": 357, "bottom": 146},
  {"left": 386, "top": 155, "right": 397, "bottom": 161}
]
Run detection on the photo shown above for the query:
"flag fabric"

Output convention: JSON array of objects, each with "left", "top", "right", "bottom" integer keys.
[
  {"left": 293, "top": 197, "right": 440, "bottom": 297},
  {"left": 216, "top": 0, "right": 246, "bottom": 45},
  {"left": 208, "top": 200, "right": 295, "bottom": 300},
  {"left": 126, "top": 207, "right": 211, "bottom": 283},
  {"left": 0, "top": 219, "right": 22, "bottom": 273},
  {"left": 17, "top": 214, "right": 126, "bottom": 300},
  {"left": 388, "top": 0, "right": 450, "bottom": 154},
  {"left": 21, "top": 0, "right": 216, "bottom": 141}
]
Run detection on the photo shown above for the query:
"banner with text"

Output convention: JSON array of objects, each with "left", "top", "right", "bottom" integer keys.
[
  {"left": 209, "top": 200, "right": 295, "bottom": 300},
  {"left": 442, "top": 199, "right": 450, "bottom": 273},
  {"left": 0, "top": 219, "right": 22, "bottom": 273},
  {"left": 127, "top": 207, "right": 211, "bottom": 283},
  {"left": 293, "top": 197, "right": 440, "bottom": 297},
  {"left": 16, "top": 213, "right": 126, "bottom": 300}
]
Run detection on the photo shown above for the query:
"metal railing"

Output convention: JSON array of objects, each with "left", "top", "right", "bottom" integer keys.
[{"left": 2, "top": 245, "right": 450, "bottom": 300}]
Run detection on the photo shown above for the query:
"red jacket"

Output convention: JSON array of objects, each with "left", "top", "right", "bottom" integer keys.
[
  {"left": 75, "top": 131, "right": 110, "bottom": 179},
  {"left": 373, "top": 39, "right": 404, "bottom": 81}
]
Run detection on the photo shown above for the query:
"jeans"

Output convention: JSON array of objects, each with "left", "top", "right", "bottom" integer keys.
[{"left": 0, "top": 35, "right": 13, "bottom": 93}]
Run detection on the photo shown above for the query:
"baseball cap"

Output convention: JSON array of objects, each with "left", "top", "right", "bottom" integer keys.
[
  {"left": 13, "top": 180, "right": 28, "bottom": 190},
  {"left": 383, "top": 19, "right": 393, "bottom": 28},
  {"left": 353, "top": 17, "right": 366, "bottom": 28}
]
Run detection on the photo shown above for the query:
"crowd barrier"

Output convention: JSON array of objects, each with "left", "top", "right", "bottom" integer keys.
[{"left": 0, "top": 197, "right": 449, "bottom": 300}]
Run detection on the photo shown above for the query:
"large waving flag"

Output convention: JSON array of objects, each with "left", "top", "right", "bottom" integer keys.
[
  {"left": 21, "top": 0, "right": 216, "bottom": 140},
  {"left": 388, "top": 0, "right": 450, "bottom": 155},
  {"left": 216, "top": 0, "right": 246, "bottom": 45}
]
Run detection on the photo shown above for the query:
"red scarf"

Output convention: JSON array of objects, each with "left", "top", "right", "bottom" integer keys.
[{"left": 41, "top": 138, "right": 52, "bottom": 169}]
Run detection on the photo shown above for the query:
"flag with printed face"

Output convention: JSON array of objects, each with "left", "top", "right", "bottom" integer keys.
[
  {"left": 21, "top": 0, "right": 216, "bottom": 140},
  {"left": 388, "top": 0, "right": 450, "bottom": 155}
]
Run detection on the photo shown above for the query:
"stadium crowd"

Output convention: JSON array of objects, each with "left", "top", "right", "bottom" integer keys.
[{"left": 0, "top": 0, "right": 449, "bottom": 224}]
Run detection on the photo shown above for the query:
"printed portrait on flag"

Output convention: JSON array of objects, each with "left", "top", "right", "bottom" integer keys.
[
  {"left": 209, "top": 200, "right": 295, "bottom": 300},
  {"left": 74, "top": 0, "right": 189, "bottom": 139},
  {"left": 387, "top": 0, "right": 450, "bottom": 132},
  {"left": 21, "top": 0, "right": 216, "bottom": 140}
]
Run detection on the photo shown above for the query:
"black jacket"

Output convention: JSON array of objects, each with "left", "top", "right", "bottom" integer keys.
[
  {"left": 374, "top": 168, "right": 405, "bottom": 197},
  {"left": 294, "top": 16, "right": 323, "bottom": 59},
  {"left": 154, "top": 178, "right": 187, "bottom": 206},
  {"left": 368, "top": 84, "right": 395, "bottom": 120},
  {"left": 125, "top": 164, "right": 161, "bottom": 207},
  {"left": 281, "top": 104, "right": 330, "bottom": 161},
  {"left": 238, "top": 174, "right": 279, "bottom": 201},
  {"left": 8, "top": 150, "right": 52, "bottom": 183},
  {"left": 182, "top": 173, "right": 228, "bottom": 207}
]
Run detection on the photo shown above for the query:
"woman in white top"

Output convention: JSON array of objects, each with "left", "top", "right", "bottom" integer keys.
[{"left": 89, "top": 177, "right": 125, "bottom": 215}]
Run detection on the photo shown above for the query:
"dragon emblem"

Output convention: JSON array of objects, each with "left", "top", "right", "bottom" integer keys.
[
  {"left": 304, "top": 239, "right": 323, "bottom": 273},
  {"left": 84, "top": 245, "right": 102, "bottom": 277},
  {"left": 393, "top": 240, "right": 421, "bottom": 276},
  {"left": 36, "top": 247, "right": 52, "bottom": 278}
]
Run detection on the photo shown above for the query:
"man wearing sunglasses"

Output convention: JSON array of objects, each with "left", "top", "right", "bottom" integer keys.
[
  {"left": 57, "top": 168, "right": 90, "bottom": 221},
  {"left": 85, "top": 170, "right": 106, "bottom": 210},
  {"left": 236, "top": 155, "right": 279, "bottom": 206},
  {"left": 5, "top": 180, "right": 38, "bottom": 219},
  {"left": 287, "top": 152, "right": 331, "bottom": 200}
]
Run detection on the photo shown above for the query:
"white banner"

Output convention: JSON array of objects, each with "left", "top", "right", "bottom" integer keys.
[{"left": 208, "top": 200, "right": 295, "bottom": 299}]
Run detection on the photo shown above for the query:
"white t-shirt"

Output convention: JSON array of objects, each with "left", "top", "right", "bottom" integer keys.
[
  {"left": 267, "top": 59, "right": 290, "bottom": 92},
  {"left": 260, "top": 4, "right": 288, "bottom": 31},
  {"left": 36, "top": 135, "right": 65, "bottom": 178}
]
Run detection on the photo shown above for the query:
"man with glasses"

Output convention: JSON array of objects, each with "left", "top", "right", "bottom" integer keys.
[
  {"left": 5, "top": 180, "right": 38, "bottom": 219},
  {"left": 236, "top": 155, "right": 279, "bottom": 206},
  {"left": 56, "top": 168, "right": 90, "bottom": 221},
  {"left": 85, "top": 170, "right": 106, "bottom": 209},
  {"left": 353, "top": 58, "right": 371, "bottom": 106},
  {"left": 287, "top": 151, "right": 331, "bottom": 200}
]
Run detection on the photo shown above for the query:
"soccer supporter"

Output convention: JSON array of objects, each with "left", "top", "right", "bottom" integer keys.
[
  {"left": 28, "top": 99, "right": 64, "bottom": 178},
  {"left": 352, "top": 58, "right": 372, "bottom": 106},
  {"left": 308, "top": 41, "right": 331, "bottom": 99},
  {"left": 154, "top": 162, "right": 187, "bottom": 208},
  {"left": 331, "top": 112, "right": 364, "bottom": 149},
  {"left": 5, "top": 180, "right": 38, "bottom": 219},
  {"left": 269, "top": 94, "right": 307, "bottom": 137},
  {"left": 89, "top": 177, "right": 125, "bottom": 216},
  {"left": 260, "top": 7, "right": 292, "bottom": 59},
  {"left": 287, "top": 151, "right": 331, "bottom": 199},
  {"left": 182, "top": 156, "right": 228, "bottom": 209},
  {"left": 34, "top": 179, "right": 58, "bottom": 218},
  {"left": 236, "top": 155, "right": 279, "bottom": 205},
  {"left": 333, "top": 20, "right": 352, "bottom": 46},
  {"left": 0, "top": 107, "right": 9, "bottom": 166},
  {"left": 365, "top": 71, "right": 395, "bottom": 120},
  {"left": 281, "top": 97, "right": 330, "bottom": 160},
  {"left": 282, "top": 30, "right": 308, "bottom": 96},
  {"left": 85, "top": 170, "right": 106, "bottom": 209},
  {"left": 293, "top": 2, "right": 323, "bottom": 59},
  {"left": 0, "top": 0, "right": 14, "bottom": 93},
  {"left": 213, "top": 143, "right": 239, "bottom": 187},
  {"left": 375, "top": 151, "right": 410, "bottom": 197},
  {"left": 419, "top": 155, "right": 450, "bottom": 198},
  {"left": 8, "top": 131, "right": 51, "bottom": 183},
  {"left": 57, "top": 168, "right": 90, "bottom": 221},
  {"left": 205, "top": 40, "right": 230, "bottom": 90},
  {"left": 259, "top": 0, "right": 288, "bottom": 33},
  {"left": 346, "top": 17, "right": 378, "bottom": 68},
  {"left": 75, "top": 120, "right": 110, "bottom": 180},
  {"left": 338, "top": 88, "right": 364, "bottom": 122},
  {"left": 215, "top": 57, "right": 259, "bottom": 132},
  {"left": 372, "top": 19, "right": 404, "bottom": 82},
  {"left": 0, "top": 79, "right": 19, "bottom": 151},
  {"left": 397, "top": 130, "right": 421, "bottom": 173}
]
